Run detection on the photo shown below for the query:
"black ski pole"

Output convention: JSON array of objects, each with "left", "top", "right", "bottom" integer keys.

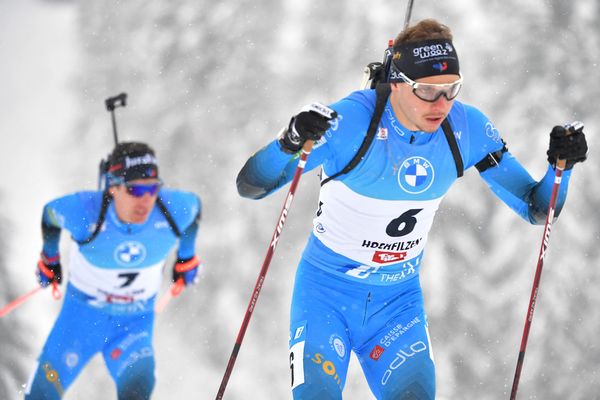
[
  {"left": 215, "top": 140, "right": 315, "bottom": 399},
  {"left": 509, "top": 122, "right": 582, "bottom": 399},
  {"left": 105, "top": 92, "right": 127, "bottom": 146}
]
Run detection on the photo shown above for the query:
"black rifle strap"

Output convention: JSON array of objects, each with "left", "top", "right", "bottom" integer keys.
[
  {"left": 78, "top": 192, "right": 183, "bottom": 245},
  {"left": 441, "top": 118, "right": 464, "bottom": 178},
  {"left": 77, "top": 190, "right": 112, "bottom": 245},
  {"left": 320, "top": 84, "right": 465, "bottom": 185},
  {"left": 155, "top": 196, "right": 182, "bottom": 238},
  {"left": 321, "top": 83, "right": 392, "bottom": 186}
]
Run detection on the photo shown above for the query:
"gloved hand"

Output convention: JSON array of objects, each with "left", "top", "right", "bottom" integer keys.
[
  {"left": 36, "top": 253, "right": 62, "bottom": 288},
  {"left": 547, "top": 121, "right": 588, "bottom": 170},
  {"left": 279, "top": 102, "right": 338, "bottom": 153},
  {"left": 172, "top": 255, "right": 201, "bottom": 286}
]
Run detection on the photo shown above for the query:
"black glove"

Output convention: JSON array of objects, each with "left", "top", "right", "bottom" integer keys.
[
  {"left": 36, "top": 253, "right": 62, "bottom": 288},
  {"left": 172, "top": 256, "right": 201, "bottom": 286},
  {"left": 279, "top": 103, "right": 338, "bottom": 153},
  {"left": 547, "top": 121, "right": 588, "bottom": 170}
]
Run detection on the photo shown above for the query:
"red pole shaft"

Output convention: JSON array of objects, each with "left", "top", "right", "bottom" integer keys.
[
  {"left": 0, "top": 286, "right": 44, "bottom": 318},
  {"left": 215, "top": 141, "right": 313, "bottom": 400},
  {"left": 155, "top": 278, "right": 185, "bottom": 314},
  {"left": 510, "top": 163, "right": 565, "bottom": 399}
]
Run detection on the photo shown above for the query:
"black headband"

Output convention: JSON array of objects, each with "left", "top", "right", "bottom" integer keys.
[
  {"left": 389, "top": 38, "right": 460, "bottom": 82},
  {"left": 108, "top": 152, "right": 159, "bottom": 184}
]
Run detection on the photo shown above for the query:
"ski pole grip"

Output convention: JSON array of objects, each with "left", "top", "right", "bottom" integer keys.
[
  {"left": 105, "top": 93, "right": 128, "bottom": 111},
  {"left": 556, "top": 126, "right": 573, "bottom": 170},
  {"left": 302, "top": 139, "right": 314, "bottom": 153},
  {"left": 556, "top": 121, "right": 582, "bottom": 170}
]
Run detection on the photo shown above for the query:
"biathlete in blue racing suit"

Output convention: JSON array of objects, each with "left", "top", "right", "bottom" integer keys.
[
  {"left": 236, "top": 19, "right": 587, "bottom": 400},
  {"left": 26, "top": 142, "right": 202, "bottom": 400}
]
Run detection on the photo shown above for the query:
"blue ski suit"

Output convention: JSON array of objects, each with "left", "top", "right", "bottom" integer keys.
[
  {"left": 25, "top": 188, "right": 201, "bottom": 400},
  {"left": 236, "top": 89, "right": 572, "bottom": 399}
]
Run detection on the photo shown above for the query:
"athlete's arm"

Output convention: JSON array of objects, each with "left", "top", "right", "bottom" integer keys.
[
  {"left": 41, "top": 206, "right": 62, "bottom": 259},
  {"left": 236, "top": 140, "right": 310, "bottom": 199},
  {"left": 459, "top": 105, "right": 571, "bottom": 225},
  {"left": 177, "top": 205, "right": 201, "bottom": 260},
  {"left": 237, "top": 94, "right": 374, "bottom": 200},
  {"left": 168, "top": 192, "right": 202, "bottom": 286},
  {"left": 480, "top": 155, "right": 571, "bottom": 224},
  {"left": 41, "top": 192, "right": 99, "bottom": 257},
  {"left": 236, "top": 119, "right": 336, "bottom": 200}
]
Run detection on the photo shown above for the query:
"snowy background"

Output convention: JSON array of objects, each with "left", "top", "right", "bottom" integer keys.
[{"left": 1, "top": 0, "right": 599, "bottom": 399}]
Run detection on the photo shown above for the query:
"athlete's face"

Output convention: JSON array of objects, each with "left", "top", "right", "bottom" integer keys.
[
  {"left": 110, "top": 178, "right": 161, "bottom": 224},
  {"left": 390, "top": 74, "right": 460, "bottom": 133}
]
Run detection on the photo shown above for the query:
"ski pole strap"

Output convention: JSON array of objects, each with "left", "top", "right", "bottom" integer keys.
[
  {"left": 441, "top": 118, "right": 464, "bottom": 178},
  {"left": 475, "top": 139, "right": 508, "bottom": 173},
  {"left": 37, "top": 260, "right": 56, "bottom": 279},
  {"left": 321, "top": 83, "right": 392, "bottom": 186},
  {"left": 40, "top": 252, "right": 60, "bottom": 265},
  {"left": 174, "top": 255, "right": 200, "bottom": 273}
]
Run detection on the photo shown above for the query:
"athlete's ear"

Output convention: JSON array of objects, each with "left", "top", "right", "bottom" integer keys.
[{"left": 108, "top": 186, "right": 118, "bottom": 196}]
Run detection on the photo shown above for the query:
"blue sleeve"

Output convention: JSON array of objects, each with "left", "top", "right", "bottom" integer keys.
[
  {"left": 236, "top": 140, "right": 305, "bottom": 199},
  {"left": 176, "top": 195, "right": 201, "bottom": 260},
  {"left": 236, "top": 91, "right": 373, "bottom": 199},
  {"left": 459, "top": 104, "right": 571, "bottom": 224},
  {"left": 41, "top": 191, "right": 103, "bottom": 257},
  {"left": 176, "top": 217, "right": 199, "bottom": 260},
  {"left": 159, "top": 189, "right": 202, "bottom": 259},
  {"left": 41, "top": 209, "right": 61, "bottom": 259},
  {"left": 480, "top": 154, "right": 571, "bottom": 224},
  {"left": 460, "top": 104, "right": 506, "bottom": 169},
  {"left": 236, "top": 132, "right": 337, "bottom": 200}
]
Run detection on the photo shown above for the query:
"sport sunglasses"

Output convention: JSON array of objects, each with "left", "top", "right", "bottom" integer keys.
[
  {"left": 397, "top": 71, "right": 463, "bottom": 102},
  {"left": 124, "top": 181, "right": 162, "bottom": 197}
]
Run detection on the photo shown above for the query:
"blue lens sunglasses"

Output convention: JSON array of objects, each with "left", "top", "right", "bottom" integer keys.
[{"left": 125, "top": 181, "right": 163, "bottom": 197}]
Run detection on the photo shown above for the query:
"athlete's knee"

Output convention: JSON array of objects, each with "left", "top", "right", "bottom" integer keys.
[
  {"left": 25, "top": 380, "right": 62, "bottom": 400},
  {"left": 381, "top": 381, "right": 435, "bottom": 400},
  {"left": 378, "top": 354, "right": 435, "bottom": 400},
  {"left": 116, "top": 357, "right": 155, "bottom": 400},
  {"left": 117, "top": 376, "right": 155, "bottom": 400},
  {"left": 293, "top": 384, "right": 341, "bottom": 400}
]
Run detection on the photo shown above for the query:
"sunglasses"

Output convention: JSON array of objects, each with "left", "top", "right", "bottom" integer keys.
[
  {"left": 124, "top": 182, "right": 162, "bottom": 197},
  {"left": 398, "top": 71, "right": 463, "bottom": 102}
]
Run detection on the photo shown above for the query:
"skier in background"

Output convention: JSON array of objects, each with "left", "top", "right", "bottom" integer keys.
[
  {"left": 236, "top": 19, "right": 587, "bottom": 399},
  {"left": 26, "top": 142, "right": 202, "bottom": 400}
]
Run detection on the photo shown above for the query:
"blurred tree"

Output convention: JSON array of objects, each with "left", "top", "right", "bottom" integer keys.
[
  {"left": 0, "top": 195, "right": 30, "bottom": 399},
  {"left": 58, "top": 0, "right": 600, "bottom": 398}
]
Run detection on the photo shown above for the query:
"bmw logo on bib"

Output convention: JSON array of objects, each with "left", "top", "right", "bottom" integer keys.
[
  {"left": 398, "top": 156, "right": 435, "bottom": 194},
  {"left": 114, "top": 241, "right": 146, "bottom": 267}
]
